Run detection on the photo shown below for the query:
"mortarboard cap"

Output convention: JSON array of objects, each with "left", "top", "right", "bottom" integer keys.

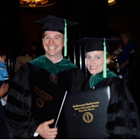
[
  {"left": 78, "top": 37, "right": 120, "bottom": 78},
  {"left": 35, "top": 15, "right": 78, "bottom": 57},
  {"left": 77, "top": 37, "right": 120, "bottom": 53},
  {"left": 35, "top": 15, "right": 78, "bottom": 34}
]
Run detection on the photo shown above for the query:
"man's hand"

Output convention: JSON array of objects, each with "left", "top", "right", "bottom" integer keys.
[{"left": 36, "top": 119, "right": 58, "bottom": 139}]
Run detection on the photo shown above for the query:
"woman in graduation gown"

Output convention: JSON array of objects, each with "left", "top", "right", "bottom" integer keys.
[
  {"left": 5, "top": 15, "right": 85, "bottom": 139},
  {"left": 83, "top": 38, "right": 140, "bottom": 138}
]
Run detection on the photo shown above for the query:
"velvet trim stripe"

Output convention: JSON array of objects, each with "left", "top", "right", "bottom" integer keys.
[
  {"left": 108, "top": 100, "right": 137, "bottom": 113},
  {"left": 5, "top": 110, "right": 29, "bottom": 122},
  {"left": 11, "top": 81, "right": 30, "bottom": 97},
  {"left": 107, "top": 117, "right": 138, "bottom": 129},
  {"left": 7, "top": 95, "right": 29, "bottom": 109}
]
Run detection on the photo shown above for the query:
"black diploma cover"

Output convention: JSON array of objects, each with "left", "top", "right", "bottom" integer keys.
[
  {"left": 63, "top": 86, "right": 110, "bottom": 138},
  {"left": 30, "top": 73, "right": 67, "bottom": 128}
]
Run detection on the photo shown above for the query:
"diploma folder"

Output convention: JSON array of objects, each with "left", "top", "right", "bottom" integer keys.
[
  {"left": 30, "top": 74, "right": 67, "bottom": 128},
  {"left": 63, "top": 86, "right": 110, "bottom": 139}
]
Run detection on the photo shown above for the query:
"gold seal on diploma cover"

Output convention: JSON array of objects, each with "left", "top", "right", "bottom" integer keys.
[
  {"left": 83, "top": 112, "right": 93, "bottom": 123},
  {"left": 36, "top": 98, "right": 44, "bottom": 108}
]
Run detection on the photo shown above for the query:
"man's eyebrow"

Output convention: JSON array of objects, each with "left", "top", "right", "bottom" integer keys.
[
  {"left": 55, "top": 35, "right": 61, "bottom": 38},
  {"left": 43, "top": 34, "right": 49, "bottom": 37}
]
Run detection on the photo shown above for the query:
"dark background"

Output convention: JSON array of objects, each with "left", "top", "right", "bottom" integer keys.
[{"left": 1, "top": 0, "right": 140, "bottom": 77}]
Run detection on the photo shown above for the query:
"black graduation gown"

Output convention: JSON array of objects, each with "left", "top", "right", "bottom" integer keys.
[
  {"left": 85, "top": 76, "right": 140, "bottom": 138},
  {"left": 5, "top": 62, "right": 84, "bottom": 139}
]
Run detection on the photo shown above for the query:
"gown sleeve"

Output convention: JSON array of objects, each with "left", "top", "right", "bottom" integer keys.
[
  {"left": 70, "top": 68, "right": 85, "bottom": 93},
  {"left": 5, "top": 63, "right": 40, "bottom": 138},
  {"left": 106, "top": 78, "right": 140, "bottom": 138}
]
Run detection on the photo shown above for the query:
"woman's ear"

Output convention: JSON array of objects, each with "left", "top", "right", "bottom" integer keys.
[
  {"left": 106, "top": 58, "right": 111, "bottom": 64},
  {"left": 42, "top": 38, "right": 44, "bottom": 43}
]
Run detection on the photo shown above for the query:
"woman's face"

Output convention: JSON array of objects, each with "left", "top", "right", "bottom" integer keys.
[{"left": 86, "top": 51, "right": 104, "bottom": 76}]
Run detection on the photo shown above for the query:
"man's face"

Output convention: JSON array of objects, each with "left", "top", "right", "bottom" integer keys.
[{"left": 42, "top": 31, "right": 64, "bottom": 60}]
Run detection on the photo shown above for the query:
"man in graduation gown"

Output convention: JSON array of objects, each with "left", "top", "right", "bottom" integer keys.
[{"left": 5, "top": 15, "right": 84, "bottom": 139}]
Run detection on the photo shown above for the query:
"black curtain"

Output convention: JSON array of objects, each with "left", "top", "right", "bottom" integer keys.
[
  {"left": 56, "top": 0, "right": 109, "bottom": 37},
  {"left": 56, "top": 0, "right": 109, "bottom": 78},
  {"left": 0, "top": 0, "right": 20, "bottom": 78}
]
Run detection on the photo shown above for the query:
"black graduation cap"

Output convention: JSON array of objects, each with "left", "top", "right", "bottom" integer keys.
[
  {"left": 35, "top": 15, "right": 78, "bottom": 57},
  {"left": 35, "top": 15, "right": 78, "bottom": 33},
  {"left": 78, "top": 37, "right": 120, "bottom": 78},
  {"left": 77, "top": 37, "right": 120, "bottom": 52}
]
